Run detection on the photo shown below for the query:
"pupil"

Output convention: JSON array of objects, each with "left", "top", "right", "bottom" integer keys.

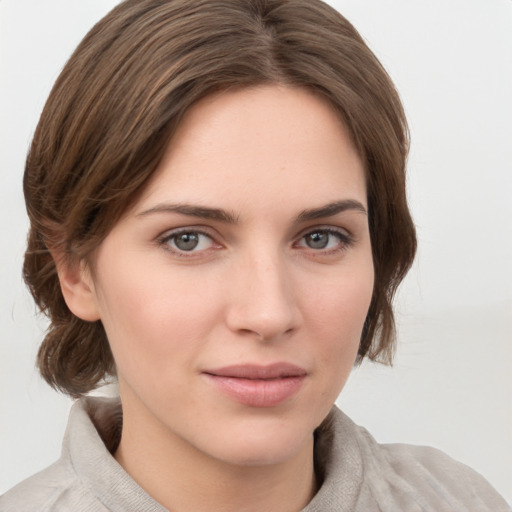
[
  {"left": 307, "top": 232, "right": 328, "bottom": 249},
  {"left": 175, "top": 233, "right": 199, "bottom": 251}
]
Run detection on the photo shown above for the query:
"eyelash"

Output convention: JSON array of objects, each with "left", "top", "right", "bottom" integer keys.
[
  {"left": 158, "top": 228, "right": 218, "bottom": 257},
  {"left": 295, "top": 228, "right": 354, "bottom": 254},
  {"left": 157, "top": 226, "right": 354, "bottom": 257}
]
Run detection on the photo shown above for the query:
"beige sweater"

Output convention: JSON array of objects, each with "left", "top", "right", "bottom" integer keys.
[{"left": 1, "top": 397, "right": 509, "bottom": 511}]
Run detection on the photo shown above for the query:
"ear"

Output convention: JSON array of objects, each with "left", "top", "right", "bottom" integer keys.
[{"left": 51, "top": 251, "right": 101, "bottom": 322}]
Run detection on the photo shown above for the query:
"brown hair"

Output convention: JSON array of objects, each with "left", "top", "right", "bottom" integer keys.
[{"left": 23, "top": 0, "right": 416, "bottom": 398}]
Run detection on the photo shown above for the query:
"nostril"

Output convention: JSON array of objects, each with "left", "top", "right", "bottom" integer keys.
[{"left": 232, "top": 324, "right": 297, "bottom": 343}]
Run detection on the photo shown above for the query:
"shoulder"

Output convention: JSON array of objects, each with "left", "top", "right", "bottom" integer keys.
[
  {"left": 0, "top": 397, "right": 121, "bottom": 512},
  {"left": 314, "top": 407, "right": 511, "bottom": 511},
  {"left": 379, "top": 441, "right": 497, "bottom": 488},
  {"left": 0, "top": 458, "right": 106, "bottom": 512},
  {"left": 355, "top": 424, "right": 511, "bottom": 511},
  {"left": 0, "top": 397, "right": 164, "bottom": 512}
]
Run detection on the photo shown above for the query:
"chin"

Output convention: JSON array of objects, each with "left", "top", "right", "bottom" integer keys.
[
  {"left": 215, "top": 440, "right": 308, "bottom": 468},
  {"left": 197, "top": 414, "right": 317, "bottom": 468}
]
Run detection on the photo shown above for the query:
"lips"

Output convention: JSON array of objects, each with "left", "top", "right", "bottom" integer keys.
[{"left": 202, "top": 363, "right": 307, "bottom": 407}]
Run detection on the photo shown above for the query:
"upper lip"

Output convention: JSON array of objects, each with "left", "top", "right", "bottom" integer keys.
[{"left": 203, "top": 363, "right": 307, "bottom": 380}]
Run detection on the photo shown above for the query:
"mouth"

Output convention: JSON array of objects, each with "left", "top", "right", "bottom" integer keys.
[{"left": 202, "top": 363, "right": 307, "bottom": 407}]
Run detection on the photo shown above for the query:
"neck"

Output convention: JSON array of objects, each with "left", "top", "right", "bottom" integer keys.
[{"left": 115, "top": 394, "right": 317, "bottom": 512}]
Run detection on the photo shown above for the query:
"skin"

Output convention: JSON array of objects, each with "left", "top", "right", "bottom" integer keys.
[{"left": 59, "top": 85, "right": 374, "bottom": 512}]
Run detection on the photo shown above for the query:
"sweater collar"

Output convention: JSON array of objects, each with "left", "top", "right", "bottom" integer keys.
[
  {"left": 303, "top": 406, "right": 363, "bottom": 511},
  {"left": 65, "top": 396, "right": 168, "bottom": 512},
  {"left": 64, "top": 397, "right": 363, "bottom": 511}
]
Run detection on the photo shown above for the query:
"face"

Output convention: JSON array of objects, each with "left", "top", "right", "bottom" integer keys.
[{"left": 85, "top": 85, "right": 373, "bottom": 467}]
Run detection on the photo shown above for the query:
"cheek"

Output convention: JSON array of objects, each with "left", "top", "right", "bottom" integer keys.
[
  {"left": 93, "top": 258, "right": 224, "bottom": 368},
  {"left": 302, "top": 259, "right": 374, "bottom": 370},
  {"left": 305, "top": 260, "right": 374, "bottom": 333}
]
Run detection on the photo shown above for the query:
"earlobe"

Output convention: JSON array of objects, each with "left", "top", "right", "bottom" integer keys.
[{"left": 51, "top": 251, "right": 101, "bottom": 322}]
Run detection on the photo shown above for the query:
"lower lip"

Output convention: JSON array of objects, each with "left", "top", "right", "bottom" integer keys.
[{"left": 204, "top": 374, "right": 306, "bottom": 407}]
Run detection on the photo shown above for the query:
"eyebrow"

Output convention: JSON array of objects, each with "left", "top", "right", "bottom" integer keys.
[
  {"left": 136, "top": 199, "right": 367, "bottom": 224},
  {"left": 295, "top": 200, "right": 367, "bottom": 222},
  {"left": 136, "top": 203, "right": 239, "bottom": 223}
]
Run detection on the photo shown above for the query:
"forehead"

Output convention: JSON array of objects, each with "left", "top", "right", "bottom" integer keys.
[{"left": 136, "top": 85, "right": 366, "bottom": 215}]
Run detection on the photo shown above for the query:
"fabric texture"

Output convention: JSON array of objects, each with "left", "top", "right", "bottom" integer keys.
[{"left": 1, "top": 397, "right": 509, "bottom": 511}]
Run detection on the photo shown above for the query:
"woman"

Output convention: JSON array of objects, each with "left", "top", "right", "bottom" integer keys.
[{"left": 1, "top": 0, "right": 509, "bottom": 510}]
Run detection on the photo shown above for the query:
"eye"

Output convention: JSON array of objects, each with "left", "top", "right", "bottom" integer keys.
[
  {"left": 297, "top": 228, "right": 352, "bottom": 251},
  {"left": 161, "top": 230, "right": 215, "bottom": 253}
]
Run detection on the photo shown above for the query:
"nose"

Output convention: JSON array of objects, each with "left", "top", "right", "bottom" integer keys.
[{"left": 225, "top": 251, "right": 302, "bottom": 342}]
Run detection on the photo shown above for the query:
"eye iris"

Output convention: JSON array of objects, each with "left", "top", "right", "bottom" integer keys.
[
  {"left": 306, "top": 231, "right": 329, "bottom": 249},
  {"left": 174, "top": 232, "right": 199, "bottom": 251}
]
